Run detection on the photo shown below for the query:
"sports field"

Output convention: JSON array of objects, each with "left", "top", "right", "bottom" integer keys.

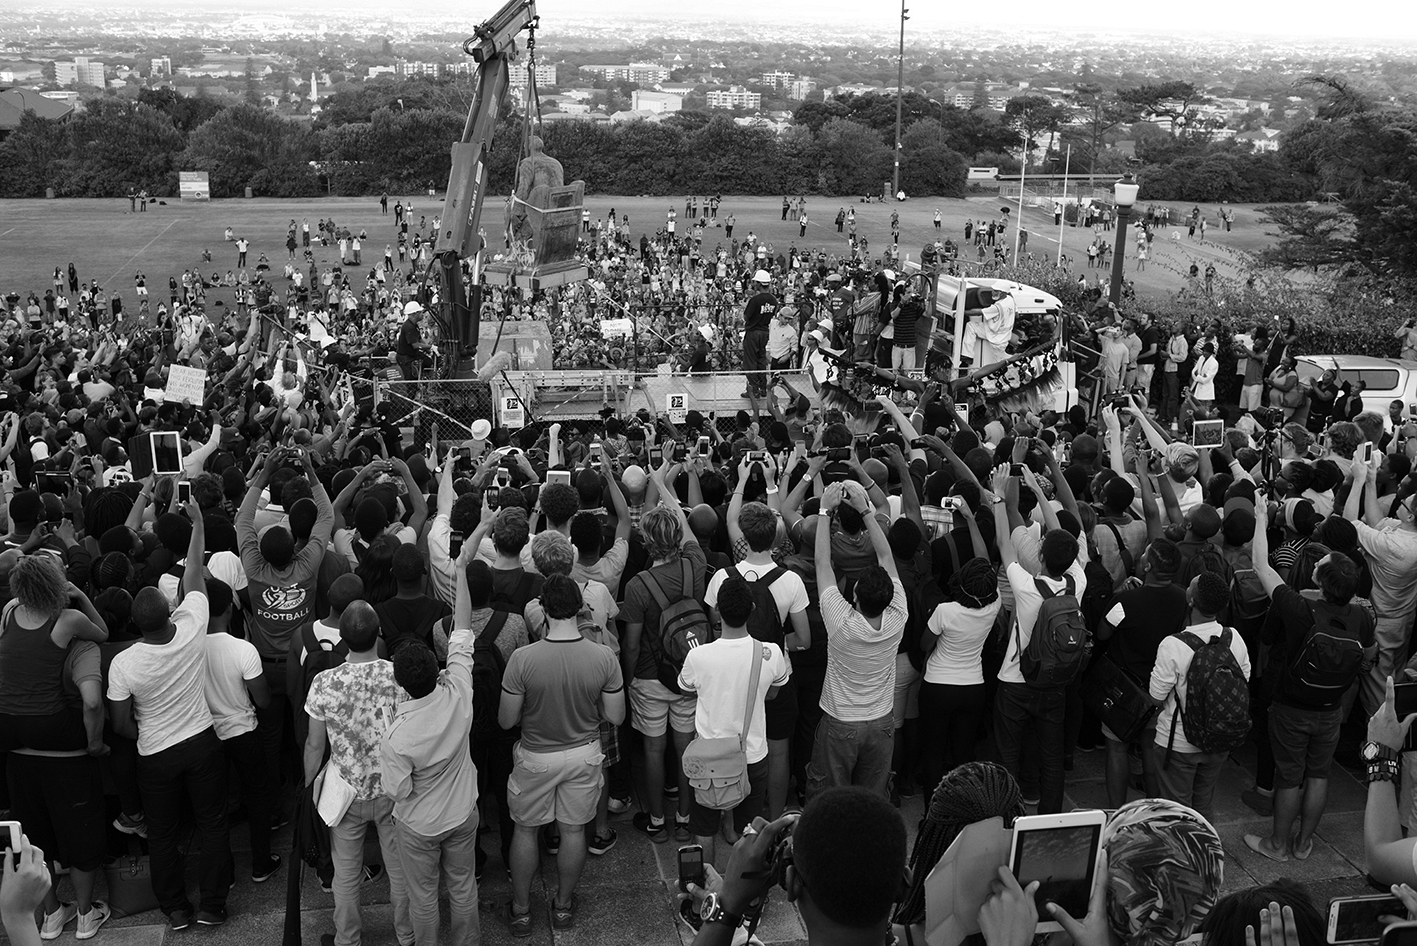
[{"left": 0, "top": 193, "right": 1278, "bottom": 308}]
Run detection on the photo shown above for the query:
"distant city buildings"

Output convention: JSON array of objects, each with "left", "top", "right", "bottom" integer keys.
[
  {"left": 508, "top": 62, "right": 558, "bottom": 90},
  {"left": 579, "top": 62, "right": 670, "bottom": 84},
  {"left": 149, "top": 56, "right": 172, "bottom": 77},
  {"left": 631, "top": 89, "right": 682, "bottom": 113},
  {"left": 706, "top": 85, "right": 760, "bottom": 109},
  {"left": 53, "top": 57, "right": 105, "bottom": 88}
]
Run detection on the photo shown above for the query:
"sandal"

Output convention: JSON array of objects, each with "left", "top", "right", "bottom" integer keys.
[
  {"left": 550, "top": 892, "right": 578, "bottom": 930},
  {"left": 1291, "top": 833, "right": 1313, "bottom": 861},
  {"left": 504, "top": 903, "right": 532, "bottom": 938},
  {"left": 1244, "top": 833, "right": 1289, "bottom": 863}
]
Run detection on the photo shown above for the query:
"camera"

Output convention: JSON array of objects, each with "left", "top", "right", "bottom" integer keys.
[{"left": 1250, "top": 406, "right": 1285, "bottom": 430}]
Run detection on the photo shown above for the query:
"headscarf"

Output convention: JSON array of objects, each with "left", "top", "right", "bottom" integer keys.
[{"left": 1102, "top": 798, "right": 1224, "bottom": 946}]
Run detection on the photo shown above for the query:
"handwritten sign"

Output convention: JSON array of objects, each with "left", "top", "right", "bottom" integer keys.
[
  {"left": 600, "top": 318, "right": 633, "bottom": 339},
  {"left": 666, "top": 392, "right": 688, "bottom": 424},
  {"left": 164, "top": 364, "right": 207, "bottom": 405}
]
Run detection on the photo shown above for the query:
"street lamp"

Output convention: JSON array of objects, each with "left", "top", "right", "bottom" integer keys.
[
  {"left": 1108, "top": 171, "right": 1140, "bottom": 306},
  {"left": 891, "top": 0, "right": 908, "bottom": 198}
]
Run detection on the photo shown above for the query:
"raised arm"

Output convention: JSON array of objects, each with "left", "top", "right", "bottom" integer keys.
[
  {"left": 1040, "top": 444, "right": 1080, "bottom": 525},
  {"left": 814, "top": 501, "right": 836, "bottom": 601},
  {"left": 863, "top": 504, "right": 899, "bottom": 581},
  {"left": 389, "top": 456, "right": 428, "bottom": 536},
  {"left": 1020, "top": 465, "right": 1059, "bottom": 533},
  {"left": 991, "top": 467, "right": 1017, "bottom": 569},
  {"left": 181, "top": 498, "right": 205, "bottom": 601}
]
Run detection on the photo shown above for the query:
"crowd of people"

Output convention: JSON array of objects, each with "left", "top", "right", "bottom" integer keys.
[{"left": 0, "top": 192, "right": 1412, "bottom": 946}]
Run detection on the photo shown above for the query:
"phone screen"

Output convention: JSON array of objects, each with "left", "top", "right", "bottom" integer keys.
[
  {"left": 150, "top": 432, "right": 183, "bottom": 475},
  {"left": 177, "top": 481, "right": 193, "bottom": 504},
  {"left": 677, "top": 845, "right": 704, "bottom": 892},
  {"left": 483, "top": 487, "right": 501, "bottom": 510},
  {"left": 1332, "top": 897, "right": 1405, "bottom": 944},
  {"left": 649, "top": 446, "right": 662, "bottom": 464},
  {"left": 697, "top": 436, "right": 710, "bottom": 457},
  {"left": 1011, "top": 824, "right": 1102, "bottom": 921}
]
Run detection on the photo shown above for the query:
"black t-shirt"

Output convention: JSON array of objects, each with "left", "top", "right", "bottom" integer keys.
[
  {"left": 743, "top": 292, "right": 778, "bottom": 333},
  {"left": 1137, "top": 326, "right": 1160, "bottom": 365},
  {"left": 396, "top": 318, "right": 421, "bottom": 358},
  {"left": 375, "top": 594, "right": 452, "bottom": 653},
  {"left": 1106, "top": 583, "right": 1188, "bottom": 683}
]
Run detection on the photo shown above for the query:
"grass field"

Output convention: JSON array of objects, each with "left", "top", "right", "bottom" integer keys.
[{"left": 0, "top": 193, "right": 1279, "bottom": 308}]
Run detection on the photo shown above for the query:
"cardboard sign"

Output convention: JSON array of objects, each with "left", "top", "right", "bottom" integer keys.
[
  {"left": 666, "top": 392, "right": 688, "bottom": 424},
  {"left": 498, "top": 394, "right": 525, "bottom": 429},
  {"left": 600, "top": 318, "right": 633, "bottom": 339},
  {"left": 164, "top": 364, "right": 207, "bottom": 405}
]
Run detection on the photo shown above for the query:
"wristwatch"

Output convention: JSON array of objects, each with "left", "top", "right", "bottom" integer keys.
[
  {"left": 699, "top": 891, "right": 744, "bottom": 929},
  {"left": 1362, "top": 741, "right": 1399, "bottom": 763}
]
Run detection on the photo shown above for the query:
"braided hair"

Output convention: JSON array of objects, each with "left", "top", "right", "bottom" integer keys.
[{"left": 893, "top": 762, "right": 1024, "bottom": 927}]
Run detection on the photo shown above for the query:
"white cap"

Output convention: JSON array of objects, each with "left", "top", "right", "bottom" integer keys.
[
  {"left": 752, "top": 270, "right": 771, "bottom": 283},
  {"left": 403, "top": 300, "right": 424, "bottom": 316},
  {"left": 698, "top": 324, "right": 715, "bottom": 341},
  {"left": 882, "top": 269, "right": 897, "bottom": 280}
]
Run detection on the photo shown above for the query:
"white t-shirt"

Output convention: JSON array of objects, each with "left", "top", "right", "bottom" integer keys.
[
  {"left": 999, "top": 560, "right": 1088, "bottom": 686},
  {"left": 704, "top": 560, "right": 809, "bottom": 629},
  {"left": 924, "top": 599, "right": 1002, "bottom": 686},
  {"left": 108, "top": 592, "right": 214, "bottom": 756},
  {"left": 1149, "top": 620, "right": 1251, "bottom": 754},
  {"left": 203, "top": 632, "right": 263, "bottom": 740},
  {"left": 333, "top": 524, "right": 416, "bottom": 569},
  {"left": 678, "top": 636, "right": 790, "bottom": 764},
  {"left": 157, "top": 551, "right": 248, "bottom": 608}
]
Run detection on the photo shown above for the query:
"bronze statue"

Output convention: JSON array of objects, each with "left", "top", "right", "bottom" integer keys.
[{"left": 508, "top": 135, "right": 564, "bottom": 245}]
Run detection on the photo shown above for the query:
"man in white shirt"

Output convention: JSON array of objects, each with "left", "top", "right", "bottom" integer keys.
[
  {"left": 679, "top": 576, "right": 790, "bottom": 862},
  {"left": 990, "top": 467, "right": 1088, "bottom": 814},
  {"left": 1149, "top": 570, "right": 1251, "bottom": 821},
  {"left": 108, "top": 504, "right": 234, "bottom": 930},
  {"left": 806, "top": 481, "right": 907, "bottom": 801},
  {"left": 202, "top": 577, "right": 279, "bottom": 884},
  {"left": 1347, "top": 460, "right": 1417, "bottom": 714}
]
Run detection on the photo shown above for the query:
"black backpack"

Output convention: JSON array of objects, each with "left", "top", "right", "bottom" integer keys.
[
  {"left": 644, "top": 558, "right": 714, "bottom": 694},
  {"left": 735, "top": 564, "right": 788, "bottom": 648},
  {"left": 472, "top": 611, "right": 513, "bottom": 742},
  {"left": 300, "top": 623, "right": 350, "bottom": 701},
  {"left": 1018, "top": 576, "right": 1090, "bottom": 688},
  {"left": 1168, "top": 628, "right": 1251, "bottom": 758},
  {"left": 1281, "top": 595, "right": 1370, "bottom": 709}
]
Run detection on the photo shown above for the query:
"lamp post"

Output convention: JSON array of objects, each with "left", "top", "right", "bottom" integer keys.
[
  {"left": 891, "top": 0, "right": 908, "bottom": 198},
  {"left": 1108, "top": 171, "right": 1139, "bottom": 306}
]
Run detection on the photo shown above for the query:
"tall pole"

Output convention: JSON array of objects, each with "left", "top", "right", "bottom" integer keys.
[
  {"left": 1011, "top": 152, "right": 1026, "bottom": 262},
  {"left": 892, "top": 0, "right": 907, "bottom": 198},
  {"left": 1109, "top": 204, "right": 1132, "bottom": 306},
  {"left": 1056, "top": 144, "right": 1070, "bottom": 267}
]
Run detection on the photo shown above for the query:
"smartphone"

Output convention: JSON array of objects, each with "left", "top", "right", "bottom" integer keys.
[
  {"left": 1009, "top": 810, "right": 1106, "bottom": 934},
  {"left": 1010, "top": 463, "right": 1024, "bottom": 477},
  {"left": 1408, "top": 402, "right": 1417, "bottom": 418},
  {"left": 673, "top": 443, "right": 688, "bottom": 463},
  {"left": 1328, "top": 895, "right": 1406, "bottom": 944},
  {"left": 545, "top": 469, "right": 572, "bottom": 488},
  {"left": 677, "top": 844, "right": 705, "bottom": 893},
  {"left": 177, "top": 480, "right": 193, "bottom": 504},
  {"left": 649, "top": 446, "right": 662, "bottom": 465},
  {"left": 0, "top": 820, "right": 19, "bottom": 868},
  {"left": 1382, "top": 921, "right": 1417, "bottom": 946},
  {"left": 150, "top": 431, "right": 183, "bottom": 476},
  {"left": 747, "top": 450, "right": 769, "bottom": 464},
  {"left": 697, "top": 435, "right": 711, "bottom": 457},
  {"left": 1362, "top": 442, "right": 1375, "bottom": 465},
  {"left": 493, "top": 471, "right": 511, "bottom": 490},
  {"left": 483, "top": 486, "right": 501, "bottom": 510},
  {"left": 853, "top": 433, "right": 871, "bottom": 461}
]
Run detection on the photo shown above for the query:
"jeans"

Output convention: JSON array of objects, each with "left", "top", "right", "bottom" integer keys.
[
  {"left": 790, "top": 662, "right": 826, "bottom": 797},
  {"left": 1365, "top": 613, "right": 1415, "bottom": 716},
  {"left": 994, "top": 682, "right": 1067, "bottom": 813},
  {"left": 255, "top": 658, "right": 292, "bottom": 794},
  {"left": 396, "top": 811, "right": 480, "bottom": 946},
  {"left": 472, "top": 736, "right": 515, "bottom": 872},
  {"left": 805, "top": 713, "right": 894, "bottom": 801},
  {"left": 918, "top": 682, "right": 986, "bottom": 801},
  {"left": 1158, "top": 748, "right": 1226, "bottom": 821},
  {"left": 1161, "top": 371, "right": 1181, "bottom": 424},
  {"left": 742, "top": 331, "right": 769, "bottom": 396},
  {"left": 137, "top": 728, "right": 232, "bottom": 916},
  {"left": 222, "top": 729, "right": 273, "bottom": 864},
  {"left": 331, "top": 796, "right": 412, "bottom": 946}
]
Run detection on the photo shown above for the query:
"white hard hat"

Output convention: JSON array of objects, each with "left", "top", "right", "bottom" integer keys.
[
  {"left": 403, "top": 300, "right": 424, "bottom": 316},
  {"left": 882, "top": 268, "right": 897, "bottom": 280},
  {"left": 752, "top": 270, "right": 771, "bottom": 283}
]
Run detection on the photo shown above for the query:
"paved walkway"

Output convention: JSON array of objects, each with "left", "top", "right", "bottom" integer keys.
[{"left": 8, "top": 740, "right": 1373, "bottom": 946}]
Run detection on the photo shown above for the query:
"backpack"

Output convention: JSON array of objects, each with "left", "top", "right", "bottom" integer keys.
[
  {"left": 300, "top": 623, "right": 350, "bottom": 702},
  {"left": 1280, "top": 595, "right": 1369, "bottom": 709},
  {"left": 644, "top": 557, "right": 715, "bottom": 694},
  {"left": 472, "top": 611, "right": 512, "bottom": 742},
  {"left": 1168, "top": 628, "right": 1251, "bottom": 758},
  {"left": 490, "top": 572, "right": 539, "bottom": 616},
  {"left": 1228, "top": 562, "right": 1270, "bottom": 637},
  {"left": 735, "top": 564, "right": 788, "bottom": 648},
  {"left": 1017, "top": 576, "right": 1090, "bottom": 688},
  {"left": 1176, "top": 541, "right": 1231, "bottom": 593}
]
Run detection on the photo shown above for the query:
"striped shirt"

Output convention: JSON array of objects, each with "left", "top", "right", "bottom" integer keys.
[{"left": 819, "top": 579, "right": 907, "bottom": 722}]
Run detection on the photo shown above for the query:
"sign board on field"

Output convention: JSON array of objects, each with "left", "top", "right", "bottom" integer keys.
[
  {"left": 967, "top": 167, "right": 1000, "bottom": 181},
  {"left": 178, "top": 171, "right": 210, "bottom": 201},
  {"left": 600, "top": 318, "right": 633, "bottom": 339},
  {"left": 164, "top": 364, "right": 207, "bottom": 404},
  {"left": 498, "top": 394, "right": 525, "bottom": 429},
  {"left": 666, "top": 392, "right": 688, "bottom": 424}
]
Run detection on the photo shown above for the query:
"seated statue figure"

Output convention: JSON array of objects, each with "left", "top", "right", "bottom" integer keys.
[{"left": 508, "top": 135, "right": 564, "bottom": 246}]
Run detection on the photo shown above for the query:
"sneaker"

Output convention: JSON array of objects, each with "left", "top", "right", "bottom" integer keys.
[
  {"left": 589, "top": 828, "right": 618, "bottom": 856},
  {"left": 252, "top": 854, "right": 282, "bottom": 884},
  {"left": 271, "top": 811, "right": 291, "bottom": 831},
  {"left": 1241, "top": 788, "right": 1274, "bottom": 817},
  {"left": 607, "top": 796, "right": 631, "bottom": 815},
  {"left": 633, "top": 811, "right": 668, "bottom": 843},
  {"left": 40, "top": 903, "right": 78, "bottom": 941},
  {"left": 167, "top": 909, "right": 194, "bottom": 932},
  {"left": 543, "top": 826, "right": 561, "bottom": 856},
  {"left": 550, "top": 893, "right": 578, "bottom": 931},
  {"left": 1021, "top": 794, "right": 1041, "bottom": 807},
  {"left": 113, "top": 812, "right": 148, "bottom": 839},
  {"left": 76, "top": 901, "right": 111, "bottom": 941},
  {"left": 505, "top": 903, "right": 533, "bottom": 938},
  {"left": 673, "top": 814, "right": 692, "bottom": 843},
  {"left": 197, "top": 909, "right": 227, "bottom": 927}
]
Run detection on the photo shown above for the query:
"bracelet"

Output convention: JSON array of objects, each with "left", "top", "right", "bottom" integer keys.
[
  {"left": 1368, "top": 760, "right": 1401, "bottom": 784},
  {"left": 765, "top": 486, "right": 779, "bottom": 495}
]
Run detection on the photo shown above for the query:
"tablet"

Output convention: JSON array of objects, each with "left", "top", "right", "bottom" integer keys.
[
  {"left": 1009, "top": 809, "right": 1107, "bottom": 933},
  {"left": 150, "top": 431, "right": 184, "bottom": 476},
  {"left": 1191, "top": 419, "right": 1224, "bottom": 449}
]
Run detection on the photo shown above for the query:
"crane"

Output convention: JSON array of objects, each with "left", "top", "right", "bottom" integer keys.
[{"left": 426, "top": 0, "right": 586, "bottom": 378}]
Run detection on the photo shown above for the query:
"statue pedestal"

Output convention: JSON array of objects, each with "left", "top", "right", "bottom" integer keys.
[{"left": 484, "top": 259, "right": 588, "bottom": 291}]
